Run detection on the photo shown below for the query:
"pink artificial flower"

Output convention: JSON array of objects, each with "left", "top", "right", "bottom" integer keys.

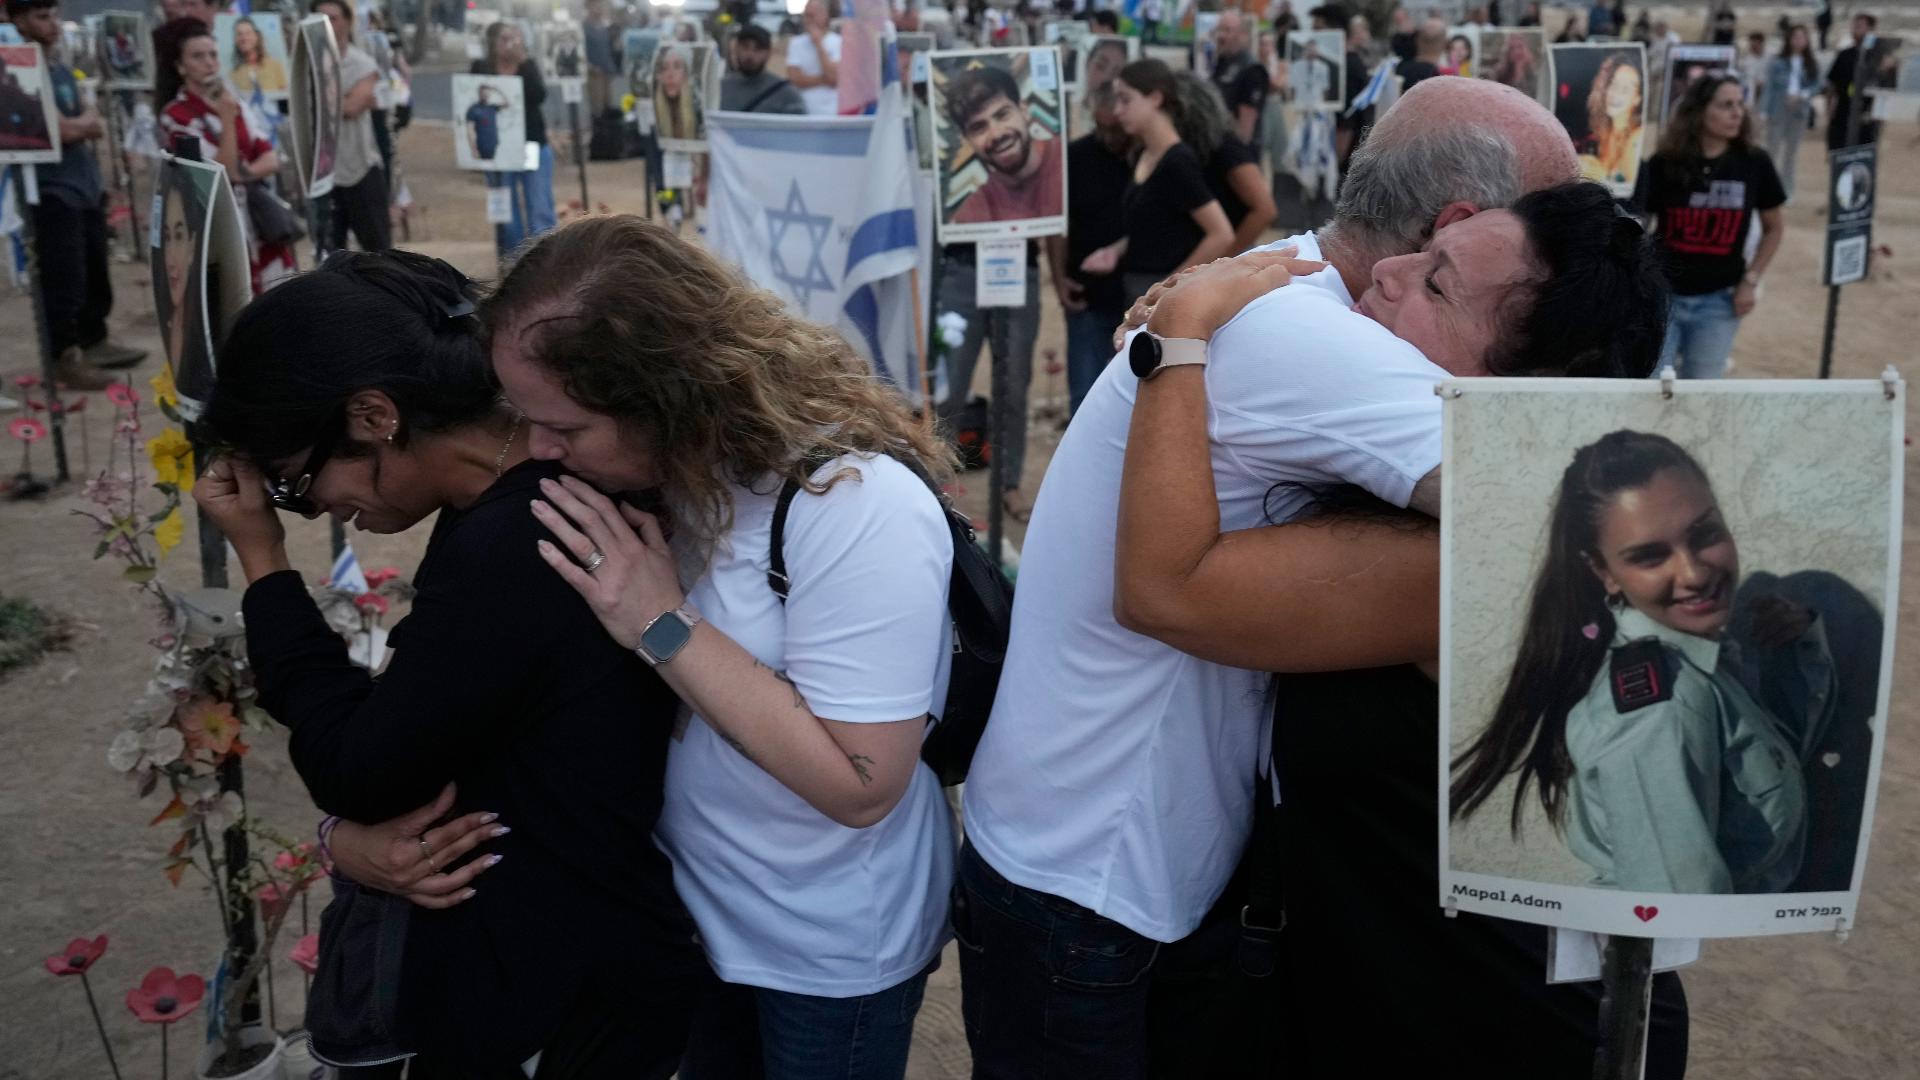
[
  {"left": 289, "top": 934, "right": 320, "bottom": 976},
  {"left": 9, "top": 417, "right": 47, "bottom": 443},
  {"left": 44, "top": 935, "right": 108, "bottom": 976},
  {"left": 125, "top": 967, "right": 204, "bottom": 1024},
  {"left": 67, "top": 396, "right": 86, "bottom": 413},
  {"left": 353, "top": 593, "right": 391, "bottom": 617},
  {"left": 105, "top": 383, "right": 140, "bottom": 409},
  {"left": 13, "top": 373, "right": 41, "bottom": 389},
  {"left": 363, "top": 567, "right": 402, "bottom": 588}
]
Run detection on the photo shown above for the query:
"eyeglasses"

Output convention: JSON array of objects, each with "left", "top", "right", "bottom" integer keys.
[{"left": 265, "top": 414, "right": 342, "bottom": 517}]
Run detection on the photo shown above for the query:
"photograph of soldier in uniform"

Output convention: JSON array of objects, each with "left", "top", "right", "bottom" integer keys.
[
  {"left": 929, "top": 47, "right": 1067, "bottom": 241},
  {"left": 1440, "top": 382, "right": 1900, "bottom": 939},
  {"left": 0, "top": 44, "right": 59, "bottom": 162},
  {"left": 99, "top": 11, "right": 151, "bottom": 90}
]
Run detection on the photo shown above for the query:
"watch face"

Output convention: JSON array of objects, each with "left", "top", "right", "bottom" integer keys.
[
  {"left": 1128, "top": 332, "right": 1160, "bottom": 379},
  {"left": 641, "top": 611, "right": 694, "bottom": 662}
]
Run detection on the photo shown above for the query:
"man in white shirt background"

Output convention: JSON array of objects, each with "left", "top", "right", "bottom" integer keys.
[
  {"left": 786, "top": 0, "right": 841, "bottom": 116},
  {"left": 952, "top": 77, "right": 1612, "bottom": 1078}
]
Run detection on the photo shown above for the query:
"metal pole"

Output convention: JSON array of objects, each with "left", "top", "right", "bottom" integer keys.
[
  {"left": 1818, "top": 42, "right": 1875, "bottom": 380},
  {"left": 17, "top": 166, "right": 72, "bottom": 483},
  {"left": 569, "top": 98, "right": 590, "bottom": 209},
  {"left": 1592, "top": 935, "right": 1655, "bottom": 1080},
  {"left": 1817, "top": 284, "right": 1841, "bottom": 379},
  {"left": 986, "top": 304, "right": 1008, "bottom": 570}
]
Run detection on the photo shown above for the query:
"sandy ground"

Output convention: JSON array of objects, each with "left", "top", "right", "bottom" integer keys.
[{"left": 4, "top": 32, "right": 1920, "bottom": 1077}]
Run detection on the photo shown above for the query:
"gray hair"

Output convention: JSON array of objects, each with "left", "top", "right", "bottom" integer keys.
[
  {"left": 1324, "top": 122, "right": 1521, "bottom": 260},
  {"left": 1168, "top": 68, "right": 1231, "bottom": 164}
]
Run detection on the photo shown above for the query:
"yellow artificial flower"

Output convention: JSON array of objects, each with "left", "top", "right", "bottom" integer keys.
[
  {"left": 621, "top": 92, "right": 636, "bottom": 113},
  {"left": 150, "top": 366, "right": 178, "bottom": 412},
  {"left": 146, "top": 427, "right": 194, "bottom": 490},
  {"left": 153, "top": 506, "right": 184, "bottom": 556}
]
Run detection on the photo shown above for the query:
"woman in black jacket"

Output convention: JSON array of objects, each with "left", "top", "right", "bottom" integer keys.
[{"left": 191, "top": 250, "right": 703, "bottom": 1078}]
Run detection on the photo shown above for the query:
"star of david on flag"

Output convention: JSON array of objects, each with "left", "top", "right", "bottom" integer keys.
[{"left": 706, "top": 21, "right": 929, "bottom": 402}]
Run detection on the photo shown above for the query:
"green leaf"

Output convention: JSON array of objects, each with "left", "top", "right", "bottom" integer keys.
[
  {"left": 93, "top": 536, "right": 113, "bottom": 560},
  {"left": 123, "top": 565, "right": 158, "bottom": 584},
  {"left": 147, "top": 506, "right": 177, "bottom": 525}
]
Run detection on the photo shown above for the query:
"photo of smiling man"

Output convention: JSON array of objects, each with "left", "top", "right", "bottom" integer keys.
[
  {"left": 931, "top": 47, "right": 1068, "bottom": 241},
  {"left": 1440, "top": 381, "right": 1902, "bottom": 941}
]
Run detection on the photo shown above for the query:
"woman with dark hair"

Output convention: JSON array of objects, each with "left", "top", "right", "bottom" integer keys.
[
  {"left": 190, "top": 250, "right": 705, "bottom": 1076},
  {"left": 1452, "top": 431, "right": 1836, "bottom": 894},
  {"left": 154, "top": 17, "right": 294, "bottom": 292},
  {"left": 1440, "top": 32, "right": 1473, "bottom": 75},
  {"left": 1762, "top": 25, "right": 1819, "bottom": 199},
  {"left": 1079, "top": 59, "right": 1234, "bottom": 302},
  {"left": 1101, "top": 183, "right": 1691, "bottom": 1075},
  {"left": 228, "top": 16, "right": 287, "bottom": 95},
  {"left": 485, "top": 215, "right": 960, "bottom": 1080},
  {"left": 1576, "top": 50, "right": 1644, "bottom": 190},
  {"left": 153, "top": 166, "right": 211, "bottom": 414},
  {"left": 1634, "top": 71, "right": 1784, "bottom": 379},
  {"left": 473, "top": 20, "right": 555, "bottom": 260},
  {"left": 1170, "top": 68, "right": 1276, "bottom": 254}
]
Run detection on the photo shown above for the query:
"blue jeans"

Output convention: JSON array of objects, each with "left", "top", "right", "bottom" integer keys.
[
  {"left": 678, "top": 961, "right": 934, "bottom": 1080},
  {"left": 486, "top": 143, "right": 557, "bottom": 261},
  {"left": 1064, "top": 305, "right": 1125, "bottom": 416},
  {"left": 1656, "top": 287, "right": 1741, "bottom": 379}
]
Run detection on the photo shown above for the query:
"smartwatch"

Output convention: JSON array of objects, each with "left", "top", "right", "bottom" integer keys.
[
  {"left": 1128, "top": 332, "right": 1208, "bottom": 380},
  {"left": 635, "top": 606, "right": 703, "bottom": 666}
]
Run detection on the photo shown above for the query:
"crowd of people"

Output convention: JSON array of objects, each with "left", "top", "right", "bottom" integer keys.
[{"left": 1, "top": 0, "right": 1908, "bottom": 1074}]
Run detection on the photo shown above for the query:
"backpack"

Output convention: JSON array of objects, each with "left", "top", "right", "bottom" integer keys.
[{"left": 768, "top": 452, "right": 1014, "bottom": 786}]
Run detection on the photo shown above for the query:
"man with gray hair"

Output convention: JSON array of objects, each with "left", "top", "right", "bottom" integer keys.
[
  {"left": 954, "top": 77, "right": 1596, "bottom": 1076},
  {"left": 1209, "top": 9, "right": 1266, "bottom": 144}
]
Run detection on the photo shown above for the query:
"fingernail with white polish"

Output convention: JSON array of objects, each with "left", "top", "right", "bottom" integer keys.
[
  {"left": 487, "top": 854, "right": 504, "bottom": 867},
  {"left": 492, "top": 826, "right": 511, "bottom": 837},
  {"left": 480, "top": 812, "right": 499, "bottom": 824},
  {"left": 463, "top": 888, "right": 477, "bottom": 900}
]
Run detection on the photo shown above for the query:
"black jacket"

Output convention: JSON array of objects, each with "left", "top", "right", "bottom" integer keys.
[{"left": 245, "top": 460, "right": 701, "bottom": 1067}]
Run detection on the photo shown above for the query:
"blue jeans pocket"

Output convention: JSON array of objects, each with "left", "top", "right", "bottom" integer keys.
[{"left": 1052, "top": 924, "right": 1161, "bottom": 991}]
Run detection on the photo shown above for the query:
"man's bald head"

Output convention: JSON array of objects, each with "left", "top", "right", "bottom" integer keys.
[{"left": 1323, "top": 76, "right": 1577, "bottom": 267}]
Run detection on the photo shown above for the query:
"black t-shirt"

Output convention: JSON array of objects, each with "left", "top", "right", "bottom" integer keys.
[
  {"left": 1211, "top": 51, "right": 1268, "bottom": 131},
  {"left": 1269, "top": 665, "right": 1691, "bottom": 1077},
  {"left": 1206, "top": 135, "right": 1257, "bottom": 229},
  {"left": 1066, "top": 133, "right": 1134, "bottom": 313},
  {"left": 1633, "top": 145, "right": 1785, "bottom": 295},
  {"left": 1389, "top": 30, "right": 1417, "bottom": 62},
  {"left": 1122, "top": 142, "right": 1216, "bottom": 277},
  {"left": 1398, "top": 58, "right": 1439, "bottom": 90}
]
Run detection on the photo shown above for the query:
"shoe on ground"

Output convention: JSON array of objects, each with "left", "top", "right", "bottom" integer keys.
[
  {"left": 53, "top": 345, "right": 114, "bottom": 390},
  {"left": 85, "top": 338, "right": 148, "bottom": 370}
]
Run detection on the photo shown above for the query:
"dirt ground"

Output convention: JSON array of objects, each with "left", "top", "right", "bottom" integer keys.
[{"left": 4, "top": 30, "right": 1920, "bottom": 1080}]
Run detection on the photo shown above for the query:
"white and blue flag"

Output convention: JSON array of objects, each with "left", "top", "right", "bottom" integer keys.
[
  {"left": 707, "top": 29, "right": 928, "bottom": 402},
  {"left": 329, "top": 542, "right": 369, "bottom": 595}
]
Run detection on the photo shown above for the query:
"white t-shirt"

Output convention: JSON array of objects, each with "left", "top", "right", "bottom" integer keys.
[
  {"left": 962, "top": 232, "right": 1446, "bottom": 943},
  {"left": 656, "top": 453, "right": 956, "bottom": 997},
  {"left": 786, "top": 31, "right": 844, "bottom": 116}
]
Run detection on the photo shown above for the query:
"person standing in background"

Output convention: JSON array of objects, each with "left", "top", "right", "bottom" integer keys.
[
  {"left": 1398, "top": 19, "right": 1444, "bottom": 91},
  {"left": 312, "top": 0, "right": 391, "bottom": 252},
  {"left": 1738, "top": 30, "right": 1769, "bottom": 101},
  {"left": 1054, "top": 80, "right": 1131, "bottom": 414},
  {"left": 12, "top": 0, "right": 142, "bottom": 389},
  {"left": 1388, "top": 6, "right": 1416, "bottom": 62},
  {"left": 1209, "top": 10, "right": 1266, "bottom": 146},
  {"left": 472, "top": 20, "right": 555, "bottom": 260},
  {"left": 786, "top": 0, "right": 840, "bottom": 115},
  {"left": 1707, "top": 1, "right": 1737, "bottom": 45},
  {"left": 1634, "top": 73, "right": 1784, "bottom": 379},
  {"left": 1174, "top": 69, "right": 1274, "bottom": 253},
  {"left": 1763, "top": 24, "right": 1818, "bottom": 199},
  {"left": 1814, "top": 0, "right": 1833, "bottom": 50},
  {"left": 1824, "top": 12, "right": 1888, "bottom": 151},
  {"left": 720, "top": 24, "right": 803, "bottom": 113}
]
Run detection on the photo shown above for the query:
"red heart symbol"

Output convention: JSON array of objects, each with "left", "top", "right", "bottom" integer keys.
[{"left": 1633, "top": 905, "right": 1659, "bottom": 922}]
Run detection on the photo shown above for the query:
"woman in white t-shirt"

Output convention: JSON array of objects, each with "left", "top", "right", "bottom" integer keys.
[{"left": 485, "top": 213, "right": 958, "bottom": 1080}]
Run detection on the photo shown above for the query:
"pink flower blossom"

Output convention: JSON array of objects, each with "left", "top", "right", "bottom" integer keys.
[
  {"left": 125, "top": 967, "right": 204, "bottom": 1024},
  {"left": 44, "top": 935, "right": 108, "bottom": 976}
]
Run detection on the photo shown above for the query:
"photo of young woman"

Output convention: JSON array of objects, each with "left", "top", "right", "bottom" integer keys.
[
  {"left": 150, "top": 161, "right": 212, "bottom": 418},
  {"left": 652, "top": 42, "right": 707, "bottom": 152},
  {"left": 1552, "top": 42, "right": 1646, "bottom": 196},
  {"left": 1440, "top": 383, "right": 1901, "bottom": 939},
  {"left": 219, "top": 13, "right": 288, "bottom": 98}
]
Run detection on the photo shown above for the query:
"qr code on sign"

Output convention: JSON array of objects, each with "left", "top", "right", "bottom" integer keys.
[{"left": 1832, "top": 235, "right": 1868, "bottom": 283}]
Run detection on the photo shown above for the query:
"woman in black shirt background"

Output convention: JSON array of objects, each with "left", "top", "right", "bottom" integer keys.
[
  {"left": 1173, "top": 68, "right": 1277, "bottom": 255},
  {"left": 1079, "top": 59, "right": 1234, "bottom": 301},
  {"left": 1633, "top": 72, "right": 1785, "bottom": 379},
  {"left": 191, "top": 251, "right": 702, "bottom": 1077}
]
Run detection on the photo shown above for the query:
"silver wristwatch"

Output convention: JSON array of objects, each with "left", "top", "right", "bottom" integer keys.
[{"left": 635, "top": 606, "right": 703, "bottom": 666}]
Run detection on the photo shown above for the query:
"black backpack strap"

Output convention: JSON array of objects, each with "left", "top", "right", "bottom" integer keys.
[
  {"left": 1237, "top": 773, "right": 1286, "bottom": 977},
  {"left": 767, "top": 450, "right": 844, "bottom": 604},
  {"left": 742, "top": 77, "right": 794, "bottom": 113}
]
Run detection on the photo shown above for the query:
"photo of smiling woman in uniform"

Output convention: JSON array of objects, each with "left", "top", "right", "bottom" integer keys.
[{"left": 1451, "top": 430, "right": 1852, "bottom": 895}]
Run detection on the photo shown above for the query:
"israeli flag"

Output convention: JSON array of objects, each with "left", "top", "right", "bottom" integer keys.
[
  {"left": 1348, "top": 57, "right": 1398, "bottom": 118},
  {"left": 707, "top": 29, "right": 927, "bottom": 402},
  {"left": 329, "top": 542, "right": 369, "bottom": 595}
]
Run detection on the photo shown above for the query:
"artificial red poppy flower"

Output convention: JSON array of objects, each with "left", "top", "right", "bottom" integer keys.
[
  {"left": 105, "top": 383, "right": 140, "bottom": 409},
  {"left": 125, "top": 967, "right": 204, "bottom": 1024},
  {"left": 353, "top": 593, "right": 391, "bottom": 616},
  {"left": 13, "top": 373, "right": 40, "bottom": 389},
  {"left": 67, "top": 396, "right": 86, "bottom": 413},
  {"left": 9, "top": 417, "right": 47, "bottom": 442},
  {"left": 44, "top": 935, "right": 107, "bottom": 976},
  {"left": 289, "top": 934, "right": 319, "bottom": 976},
  {"left": 363, "top": 566, "right": 402, "bottom": 588}
]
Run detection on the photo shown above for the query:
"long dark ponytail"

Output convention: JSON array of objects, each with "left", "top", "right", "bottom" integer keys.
[{"left": 1450, "top": 430, "right": 1714, "bottom": 834}]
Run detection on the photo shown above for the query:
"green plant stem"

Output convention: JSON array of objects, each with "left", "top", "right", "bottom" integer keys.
[
  {"left": 76, "top": 971, "right": 124, "bottom": 1080},
  {"left": 197, "top": 821, "right": 235, "bottom": 944}
]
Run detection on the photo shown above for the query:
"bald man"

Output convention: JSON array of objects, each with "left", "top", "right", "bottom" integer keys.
[
  {"left": 957, "top": 77, "right": 1668, "bottom": 1079},
  {"left": 1210, "top": 10, "right": 1266, "bottom": 144}
]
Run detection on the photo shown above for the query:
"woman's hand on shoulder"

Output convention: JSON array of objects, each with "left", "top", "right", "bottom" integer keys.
[
  {"left": 1113, "top": 247, "right": 1325, "bottom": 351},
  {"left": 327, "top": 783, "right": 507, "bottom": 909},
  {"left": 531, "top": 475, "right": 685, "bottom": 651}
]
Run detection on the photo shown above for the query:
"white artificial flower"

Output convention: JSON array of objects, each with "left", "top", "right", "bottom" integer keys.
[
  {"left": 107, "top": 730, "right": 144, "bottom": 772},
  {"left": 142, "top": 727, "right": 185, "bottom": 767}
]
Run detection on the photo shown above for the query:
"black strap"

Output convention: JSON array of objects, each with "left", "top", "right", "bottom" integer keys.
[
  {"left": 1237, "top": 762, "right": 1287, "bottom": 978},
  {"left": 767, "top": 450, "right": 848, "bottom": 603},
  {"left": 741, "top": 77, "right": 794, "bottom": 114}
]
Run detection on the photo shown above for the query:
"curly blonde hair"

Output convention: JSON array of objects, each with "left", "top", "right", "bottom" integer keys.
[{"left": 484, "top": 214, "right": 957, "bottom": 555}]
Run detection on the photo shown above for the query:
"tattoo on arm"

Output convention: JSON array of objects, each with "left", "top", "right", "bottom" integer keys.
[
  {"left": 753, "top": 657, "right": 808, "bottom": 709},
  {"left": 849, "top": 754, "right": 875, "bottom": 786},
  {"left": 719, "top": 730, "right": 756, "bottom": 763}
]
